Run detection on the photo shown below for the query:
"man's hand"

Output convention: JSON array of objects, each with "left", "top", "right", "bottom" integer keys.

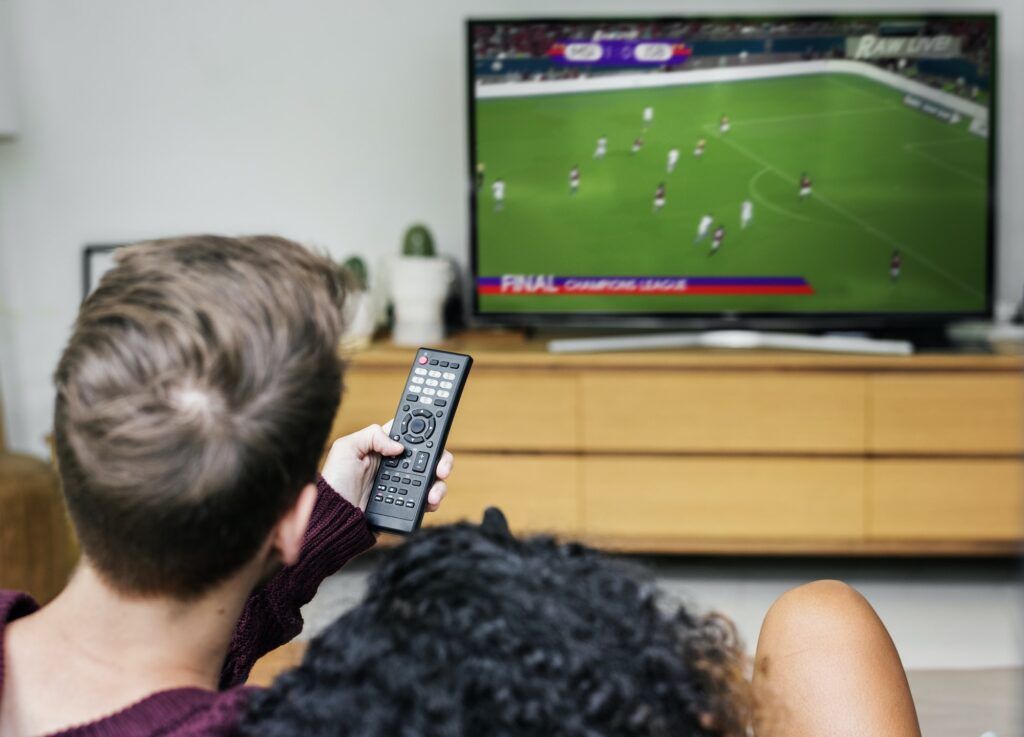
[{"left": 320, "top": 421, "right": 453, "bottom": 513}]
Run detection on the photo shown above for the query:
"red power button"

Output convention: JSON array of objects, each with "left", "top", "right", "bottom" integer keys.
[{"left": 418, "top": 355, "right": 428, "bottom": 365}]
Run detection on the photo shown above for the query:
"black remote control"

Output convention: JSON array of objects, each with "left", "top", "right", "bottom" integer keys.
[{"left": 365, "top": 347, "right": 473, "bottom": 535}]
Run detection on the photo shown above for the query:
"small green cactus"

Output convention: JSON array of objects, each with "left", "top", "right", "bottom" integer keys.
[
  {"left": 341, "top": 256, "right": 368, "bottom": 291},
  {"left": 402, "top": 224, "right": 436, "bottom": 257}
]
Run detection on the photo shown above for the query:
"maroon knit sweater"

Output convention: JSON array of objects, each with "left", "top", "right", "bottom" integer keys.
[{"left": 0, "top": 476, "right": 376, "bottom": 737}]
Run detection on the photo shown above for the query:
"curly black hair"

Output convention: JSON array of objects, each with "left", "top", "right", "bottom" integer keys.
[{"left": 243, "top": 508, "right": 750, "bottom": 737}]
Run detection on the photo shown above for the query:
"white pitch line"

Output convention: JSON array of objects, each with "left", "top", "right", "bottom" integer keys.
[
  {"left": 904, "top": 143, "right": 985, "bottom": 185},
  {"left": 707, "top": 126, "right": 985, "bottom": 301},
  {"left": 748, "top": 167, "right": 813, "bottom": 223},
  {"left": 732, "top": 105, "right": 899, "bottom": 128}
]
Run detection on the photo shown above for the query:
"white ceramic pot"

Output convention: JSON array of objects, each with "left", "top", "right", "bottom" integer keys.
[
  {"left": 389, "top": 255, "right": 451, "bottom": 346},
  {"left": 340, "top": 290, "right": 377, "bottom": 350}
]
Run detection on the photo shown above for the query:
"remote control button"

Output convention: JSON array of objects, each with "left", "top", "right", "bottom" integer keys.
[
  {"left": 398, "top": 488, "right": 408, "bottom": 495},
  {"left": 392, "top": 433, "right": 401, "bottom": 441},
  {"left": 414, "top": 368, "right": 427, "bottom": 376},
  {"left": 450, "top": 362, "right": 460, "bottom": 369},
  {"left": 411, "top": 377, "right": 425, "bottom": 385},
  {"left": 430, "top": 359, "right": 439, "bottom": 365},
  {"left": 420, "top": 396, "right": 433, "bottom": 404},
  {"left": 442, "top": 372, "right": 455, "bottom": 380},
  {"left": 376, "top": 484, "right": 386, "bottom": 492},
  {"left": 374, "top": 494, "right": 383, "bottom": 502},
  {"left": 439, "top": 381, "right": 452, "bottom": 389},
  {"left": 409, "top": 386, "right": 422, "bottom": 394},
  {"left": 385, "top": 497, "right": 394, "bottom": 504},
  {"left": 387, "top": 486, "right": 397, "bottom": 493},
  {"left": 413, "top": 451, "right": 430, "bottom": 473},
  {"left": 418, "top": 356, "right": 428, "bottom": 365},
  {"left": 402, "top": 462, "right": 410, "bottom": 469},
  {"left": 381, "top": 473, "right": 390, "bottom": 480},
  {"left": 407, "top": 500, "right": 416, "bottom": 509},
  {"left": 409, "top": 417, "right": 427, "bottom": 434},
  {"left": 405, "top": 435, "right": 424, "bottom": 444},
  {"left": 439, "top": 360, "right": 449, "bottom": 367},
  {"left": 400, "top": 417, "right": 410, "bottom": 433},
  {"left": 428, "top": 370, "right": 441, "bottom": 378},
  {"left": 434, "top": 400, "right": 447, "bottom": 407},
  {"left": 394, "top": 499, "right": 405, "bottom": 507},
  {"left": 426, "top": 441, "right": 434, "bottom": 448},
  {"left": 384, "top": 458, "right": 399, "bottom": 467},
  {"left": 403, "top": 405, "right": 411, "bottom": 412},
  {"left": 423, "top": 388, "right": 436, "bottom": 396},
  {"left": 435, "top": 410, "right": 443, "bottom": 417},
  {"left": 437, "top": 390, "right": 450, "bottom": 398},
  {"left": 411, "top": 408, "right": 432, "bottom": 417},
  {"left": 425, "top": 379, "right": 439, "bottom": 387},
  {"left": 404, "top": 449, "right": 412, "bottom": 457},
  {"left": 412, "top": 479, "right": 422, "bottom": 487}
]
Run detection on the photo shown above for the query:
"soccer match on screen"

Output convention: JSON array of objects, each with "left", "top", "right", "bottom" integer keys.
[{"left": 470, "top": 17, "right": 993, "bottom": 316}]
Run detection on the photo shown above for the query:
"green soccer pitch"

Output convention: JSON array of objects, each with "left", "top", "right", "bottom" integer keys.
[{"left": 474, "top": 72, "right": 990, "bottom": 315}]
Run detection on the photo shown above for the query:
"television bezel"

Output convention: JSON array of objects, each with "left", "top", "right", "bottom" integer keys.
[{"left": 465, "top": 13, "right": 998, "bottom": 332}]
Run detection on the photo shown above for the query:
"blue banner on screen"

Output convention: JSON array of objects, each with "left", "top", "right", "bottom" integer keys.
[
  {"left": 547, "top": 40, "right": 691, "bottom": 66},
  {"left": 479, "top": 276, "right": 814, "bottom": 296}
]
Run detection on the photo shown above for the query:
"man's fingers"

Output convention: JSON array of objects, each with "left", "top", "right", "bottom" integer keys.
[
  {"left": 353, "top": 423, "right": 403, "bottom": 457},
  {"left": 435, "top": 450, "right": 454, "bottom": 481},
  {"left": 426, "top": 481, "right": 447, "bottom": 512}
]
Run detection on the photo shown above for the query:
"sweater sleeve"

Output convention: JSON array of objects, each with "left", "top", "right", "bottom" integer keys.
[{"left": 218, "top": 477, "right": 376, "bottom": 689}]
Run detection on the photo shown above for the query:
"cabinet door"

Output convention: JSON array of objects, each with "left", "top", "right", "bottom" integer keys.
[
  {"left": 868, "top": 460, "right": 1024, "bottom": 541},
  {"left": 581, "top": 372, "right": 866, "bottom": 453},
  {"left": 425, "top": 454, "right": 580, "bottom": 536},
  {"left": 331, "top": 368, "right": 579, "bottom": 452},
  {"left": 582, "top": 457, "right": 865, "bottom": 544},
  {"left": 869, "top": 374, "right": 1024, "bottom": 455}
]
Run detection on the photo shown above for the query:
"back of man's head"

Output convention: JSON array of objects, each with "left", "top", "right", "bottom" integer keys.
[
  {"left": 243, "top": 509, "right": 750, "bottom": 737},
  {"left": 54, "top": 235, "right": 348, "bottom": 599}
]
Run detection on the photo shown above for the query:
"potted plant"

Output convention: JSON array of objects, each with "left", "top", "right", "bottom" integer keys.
[
  {"left": 389, "top": 224, "right": 451, "bottom": 346},
  {"left": 339, "top": 255, "right": 376, "bottom": 350}
]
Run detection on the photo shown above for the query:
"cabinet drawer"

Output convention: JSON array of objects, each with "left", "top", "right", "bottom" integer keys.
[
  {"left": 425, "top": 454, "right": 579, "bottom": 536},
  {"left": 869, "top": 374, "right": 1024, "bottom": 454},
  {"left": 581, "top": 372, "right": 866, "bottom": 453},
  {"left": 868, "top": 460, "right": 1024, "bottom": 540},
  {"left": 582, "top": 458, "right": 864, "bottom": 541},
  {"left": 330, "top": 368, "right": 579, "bottom": 452}
]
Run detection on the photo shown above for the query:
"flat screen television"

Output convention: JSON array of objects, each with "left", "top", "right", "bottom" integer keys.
[{"left": 467, "top": 14, "right": 997, "bottom": 332}]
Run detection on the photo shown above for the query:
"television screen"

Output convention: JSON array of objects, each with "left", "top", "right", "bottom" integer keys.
[{"left": 468, "top": 15, "right": 996, "bottom": 326}]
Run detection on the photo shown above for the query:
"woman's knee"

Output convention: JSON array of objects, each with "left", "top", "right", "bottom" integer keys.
[{"left": 759, "top": 579, "right": 881, "bottom": 651}]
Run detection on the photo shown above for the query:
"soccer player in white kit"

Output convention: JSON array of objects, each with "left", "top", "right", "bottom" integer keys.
[
  {"left": 719, "top": 114, "right": 730, "bottom": 134},
  {"left": 643, "top": 106, "right": 654, "bottom": 130},
  {"left": 694, "top": 138, "right": 706, "bottom": 159},
  {"left": 696, "top": 213, "right": 713, "bottom": 242},
  {"left": 569, "top": 165, "right": 580, "bottom": 195},
  {"left": 741, "top": 199, "right": 753, "bottom": 229},
  {"left": 667, "top": 148, "right": 680, "bottom": 173},
  {"left": 631, "top": 136, "right": 644, "bottom": 155},
  {"left": 492, "top": 178, "right": 505, "bottom": 212},
  {"left": 594, "top": 135, "right": 607, "bottom": 159}
]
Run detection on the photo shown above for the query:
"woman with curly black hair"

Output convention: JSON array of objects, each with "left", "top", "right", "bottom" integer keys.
[{"left": 243, "top": 508, "right": 919, "bottom": 737}]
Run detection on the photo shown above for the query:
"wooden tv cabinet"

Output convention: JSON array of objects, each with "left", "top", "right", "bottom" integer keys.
[{"left": 329, "top": 332, "right": 1023, "bottom": 556}]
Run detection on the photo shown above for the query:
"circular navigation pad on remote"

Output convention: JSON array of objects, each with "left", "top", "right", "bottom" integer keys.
[{"left": 400, "top": 408, "right": 436, "bottom": 444}]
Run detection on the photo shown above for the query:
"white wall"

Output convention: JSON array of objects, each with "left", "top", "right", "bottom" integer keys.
[{"left": 1, "top": 0, "right": 1021, "bottom": 456}]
